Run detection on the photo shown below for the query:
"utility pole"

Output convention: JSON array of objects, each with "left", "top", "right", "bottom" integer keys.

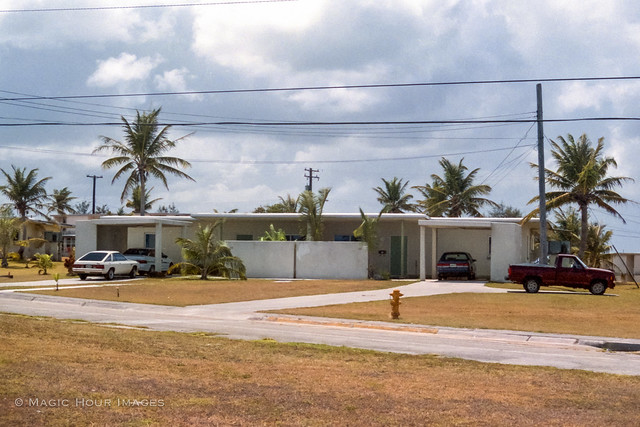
[
  {"left": 304, "top": 167, "right": 319, "bottom": 192},
  {"left": 536, "top": 83, "right": 548, "bottom": 264},
  {"left": 86, "top": 175, "right": 103, "bottom": 214}
]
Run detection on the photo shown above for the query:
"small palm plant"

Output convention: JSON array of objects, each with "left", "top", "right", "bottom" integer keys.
[
  {"left": 353, "top": 208, "right": 381, "bottom": 278},
  {"left": 260, "top": 224, "right": 286, "bottom": 241},
  {"left": 170, "top": 221, "right": 246, "bottom": 280},
  {"left": 35, "top": 253, "right": 53, "bottom": 275},
  {"left": 53, "top": 272, "right": 60, "bottom": 291}
]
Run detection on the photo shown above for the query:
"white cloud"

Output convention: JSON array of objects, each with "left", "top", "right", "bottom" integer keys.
[
  {"left": 154, "top": 68, "right": 189, "bottom": 91},
  {"left": 87, "top": 53, "right": 163, "bottom": 87}
]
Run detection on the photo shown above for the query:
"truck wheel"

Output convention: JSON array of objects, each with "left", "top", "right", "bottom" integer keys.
[
  {"left": 589, "top": 281, "right": 607, "bottom": 295},
  {"left": 523, "top": 278, "right": 540, "bottom": 293}
]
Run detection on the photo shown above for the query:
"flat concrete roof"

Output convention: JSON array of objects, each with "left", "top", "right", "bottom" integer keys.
[
  {"left": 87, "top": 215, "right": 195, "bottom": 227},
  {"left": 191, "top": 212, "right": 428, "bottom": 222},
  {"left": 419, "top": 217, "right": 539, "bottom": 229}
]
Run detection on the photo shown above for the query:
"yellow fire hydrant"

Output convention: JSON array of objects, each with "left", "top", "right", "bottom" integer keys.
[{"left": 389, "top": 289, "right": 403, "bottom": 319}]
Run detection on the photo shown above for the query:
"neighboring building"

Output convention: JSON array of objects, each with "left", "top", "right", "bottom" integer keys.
[
  {"left": 52, "top": 214, "right": 101, "bottom": 258},
  {"left": 75, "top": 212, "right": 541, "bottom": 281},
  {"left": 610, "top": 252, "right": 640, "bottom": 283},
  {"left": 10, "top": 219, "right": 62, "bottom": 260}
]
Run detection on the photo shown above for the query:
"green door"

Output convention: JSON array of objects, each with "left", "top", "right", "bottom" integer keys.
[{"left": 390, "top": 236, "right": 407, "bottom": 277}]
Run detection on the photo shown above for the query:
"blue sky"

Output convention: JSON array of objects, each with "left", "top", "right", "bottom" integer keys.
[{"left": 1, "top": 0, "right": 640, "bottom": 251}]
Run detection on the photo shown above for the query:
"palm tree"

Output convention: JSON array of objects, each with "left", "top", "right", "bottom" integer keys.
[
  {"left": 549, "top": 208, "right": 581, "bottom": 254},
  {"left": 353, "top": 208, "right": 381, "bottom": 278},
  {"left": 373, "top": 177, "right": 415, "bottom": 213},
  {"left": 298, "top": 188, "right": 331, "bottom": 241},
  {"left": 413, "top": 157, "right": 497, "bottom": 217},
  {"left": 0, "top": 165, "right": 51, "bottom": 221},
  {"left": 254, "top": 194, "right": 299, "bottom": 213},
  {"left": 584, "top": 223, "right": 613, "bottom": 268},
  {"left": 94, "top": 108, "right": 195, "bottom": 216},
  {"left": 0, "top": 207, "right": 20, "bottom": 267},
  {"left": 126, "top": 186, "right": 162, "bottom": 214},
  {"left": 48, "top": 187, "right": 77, "bottom": 216},
  {"left": 273, "top": 194, "right": 299, "bottom": 213},
  {"left": 0, "top": 166, "right": 51, "bottom": 258},
  {"left": 527, "top": 134, "right": 633, "bottom": 258},
  {"left": 172, "top": 221, "right": 246, "bottom": 280}
]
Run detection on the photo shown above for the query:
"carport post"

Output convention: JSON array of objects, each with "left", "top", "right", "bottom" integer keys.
[
  {"left": 419, "top": 226, "right": 426, "bottom": 280},
  {"left": 431, "top": 228, "right": 437, "bottom": 279},
  {"left": 155, "top": 222, "right": 163, "bottom": 273}
]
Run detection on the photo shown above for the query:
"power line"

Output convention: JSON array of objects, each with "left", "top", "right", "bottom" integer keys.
[
  {"left": 0, "top": 142, "right": 536, "bottom": 165},
  {"left": 1, "top": 117, "right": 640, "bottom": 127},
  {"left": 3, "top": 76, "right": 640, "bottom": 101},
  {"left": 0, "top": 1, "right": 297, "bottom": 13}
]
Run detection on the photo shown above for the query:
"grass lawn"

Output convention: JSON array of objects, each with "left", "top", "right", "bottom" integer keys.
[
  {"left": 273, "top": 283, "right": 640, "bottom": 339},
  {"left": 0, "top": 261, "right": 68, "bottom": 283},
  {"left": 2, "top": 313, "right": 640, "bottom": 426},
  {"left": 27, "top": 278, "right": 398, "bottom": 306},
  {"left": 24, "top": 278, "right": 640, "bottom": 338}
]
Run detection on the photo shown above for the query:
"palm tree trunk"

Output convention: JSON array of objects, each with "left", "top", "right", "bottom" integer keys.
[
  {"left": 139, "top": 170, "right": 146, "bottom": 217},
  {"left": 579, "top": 203, "right": 589, "bottom": 259}
]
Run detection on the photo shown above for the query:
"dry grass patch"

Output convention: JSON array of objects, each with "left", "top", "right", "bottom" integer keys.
[
  {"left": 2, "top": 313, "right": 640, "bottom": 426},
  {"left": 0, "top": 261, "right": 67, "bottom": 283},
  {"left": 27, "top": 278, "right": 396, "bottom": 306},
  {"left": 275, "top": 284, "right": 640, "bottom": 339}
]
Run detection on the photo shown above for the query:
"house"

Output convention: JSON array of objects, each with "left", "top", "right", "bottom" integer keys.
[
  {"left": 10, "top": 219, "right": 62, "bottom": 261},
  {"left": 74, "top": 212, "right": 540, "bottom": 281},
  {"left": 610, "top": 252, "right": 640, "bottom": 283},
  {"left": 52, "top": 214, "right": 102, "bottom": 258}
]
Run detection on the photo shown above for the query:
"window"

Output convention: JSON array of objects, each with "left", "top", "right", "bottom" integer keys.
[
  {"left": 145, "top": 233, "right": 155, "bottom": 249},
  {"left": 334, "top": 235, "right": 357, "bottom": 242}
]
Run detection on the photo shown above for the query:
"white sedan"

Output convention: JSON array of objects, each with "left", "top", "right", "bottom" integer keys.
[{"left": 73, "top": 251, "right": 139, "bottom": 280}]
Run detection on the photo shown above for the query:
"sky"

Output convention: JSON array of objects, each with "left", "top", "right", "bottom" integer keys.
[{"left": 1, "top": 0, "right": 640, "bottom": 251}]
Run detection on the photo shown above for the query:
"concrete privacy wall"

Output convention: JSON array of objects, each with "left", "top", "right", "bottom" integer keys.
[
  {"left": 226, "top": 240, "right": 368, "bottom": 279},
  {"left": 490, "top": 222, "right": 523, "bottom": 282}
]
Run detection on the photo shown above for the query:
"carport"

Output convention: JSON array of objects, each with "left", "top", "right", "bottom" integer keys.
[
  {"left": 418, "top": 217, "right": 539, "bottom": 282},
  {"left": 75, "top": 216, "right": 194, "bottom": 273}
]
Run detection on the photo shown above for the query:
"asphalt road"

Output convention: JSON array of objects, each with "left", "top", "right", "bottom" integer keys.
[{"left": 1, "top": 279, "right": 640, "bottom": 376}]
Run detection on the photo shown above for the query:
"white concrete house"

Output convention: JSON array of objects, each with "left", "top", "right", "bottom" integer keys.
[{"left": 75, "top": 213, "right": 540, "bottom": 281}]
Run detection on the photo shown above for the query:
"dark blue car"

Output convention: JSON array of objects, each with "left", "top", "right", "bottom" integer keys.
[{"left": 436, "top": 252, "right": 476, "bottom": 280}]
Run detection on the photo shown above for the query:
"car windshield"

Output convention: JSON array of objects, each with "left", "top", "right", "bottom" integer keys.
[
  {"left": 78, "top": 252, "right": 108, "bottom": 262},
  {"left": 442, "top": 253, "right": 469, "bottom": 261},
  {"left": 124, "top": 249, "right": 145, "bottom": 255}
]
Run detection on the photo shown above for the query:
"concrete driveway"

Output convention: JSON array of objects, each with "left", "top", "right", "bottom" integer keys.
[{"left": 1, "top": 279, "right": 640, "bottom": 376}]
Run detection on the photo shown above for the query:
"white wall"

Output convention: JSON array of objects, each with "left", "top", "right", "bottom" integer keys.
[
  {"left": 490, "top": 222, "right": 523, "bottom": 282},
  {"left": 226, "top": 241, "right": 295, "bottom": 278},
  {"left": 296, "top": 241, "right": 368, "bottom": 279},
  {"left": 75, "top": 221, "right": 97, "bottom": 258},
  {"left": 226, "top": 240, "right": 368, "bottom": 279}
]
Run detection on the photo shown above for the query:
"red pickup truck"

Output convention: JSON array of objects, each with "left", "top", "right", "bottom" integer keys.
[{"left": 507, "top": 254, "right": 615, "bottom": 295}]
